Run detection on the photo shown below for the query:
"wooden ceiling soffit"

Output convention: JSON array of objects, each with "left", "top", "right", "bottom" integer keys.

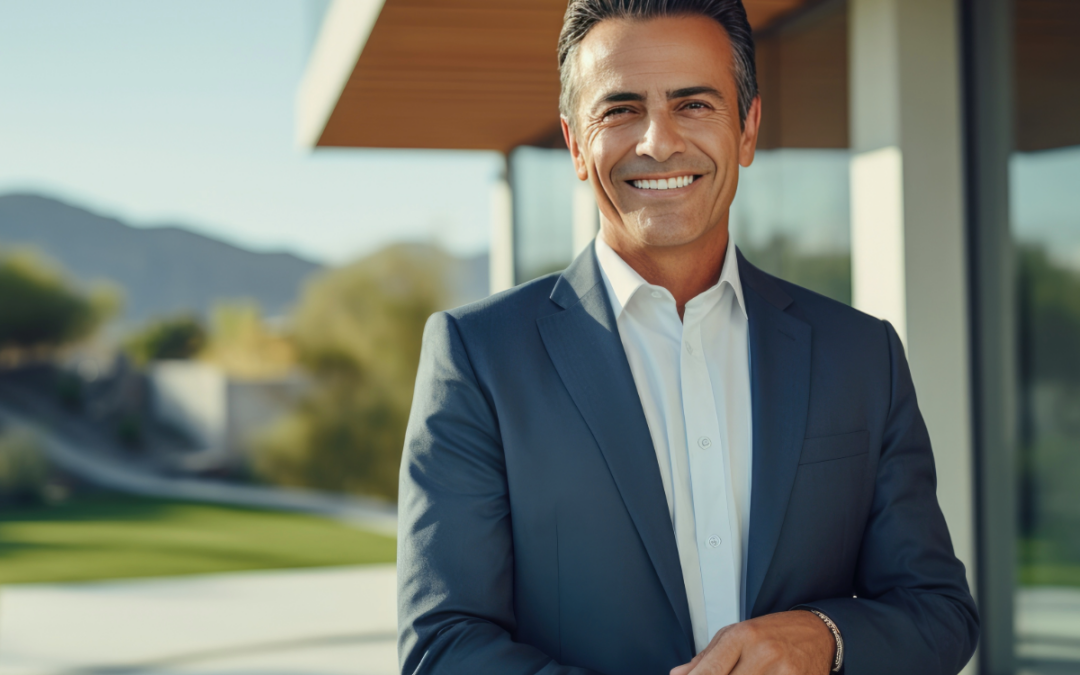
[
  {"left": 301, "top": 0, "right": 818, "bottom": 152},
  {"left": 1014, "top": 0, "right": 1080, "bottom": 152}
]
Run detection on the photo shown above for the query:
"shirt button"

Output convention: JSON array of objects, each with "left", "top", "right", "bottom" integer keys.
[
  {"left": 651, "top": 290, "right": 662, "bottom": 299},
  {"left": 685, "top": 342, "right": 694, "bottom": 355},
  {"left": 708, "top": 536, "right": 721, "bottom": 548},
  {"left": 698, "top": 436, "right": 712, "bottom": 449}
]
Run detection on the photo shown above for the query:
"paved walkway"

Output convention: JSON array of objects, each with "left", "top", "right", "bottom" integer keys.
[
  {"left": 2, "top": 567, "right": 1080, "bottom": 674},
  {"left": 1017, "top": 586, "right": 1080, "bottom": 672},
  {"left": 0, "top": 566, "right": 398, "bottom": 675}
]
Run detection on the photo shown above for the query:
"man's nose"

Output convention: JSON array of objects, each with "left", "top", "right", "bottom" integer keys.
[{"left": 636, "top": 112, "right": 686, "bottom": 163}]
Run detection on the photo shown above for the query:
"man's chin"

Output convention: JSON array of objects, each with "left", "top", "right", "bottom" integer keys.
[{"left": 624, "top": 215, "right": 714, "bottom": 249}]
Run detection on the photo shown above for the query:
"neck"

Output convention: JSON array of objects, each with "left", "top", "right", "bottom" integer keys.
[{"left": 601, "top": 219, "right": 731, "bottom": 320}]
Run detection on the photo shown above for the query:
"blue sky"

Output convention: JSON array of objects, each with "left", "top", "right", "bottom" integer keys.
[
  {"left": 1, "top": 0, "right": 1075, "bottom": 269},
  {"left": 0, "top": 0, "right": 503, "bottom": 264}
]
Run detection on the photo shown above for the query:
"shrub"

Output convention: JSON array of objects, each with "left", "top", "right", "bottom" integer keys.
[
  {"left": 253, "top": 244, "right": 447, "bottom": 501},
  {"left": 0, "top": 429, "right": 51, "bottom": 505},
  {"left": 124, "top": 314, "right": 207, "bottom": 364}
]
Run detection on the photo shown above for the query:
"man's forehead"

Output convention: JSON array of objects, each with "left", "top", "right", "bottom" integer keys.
[
  {"left": 575, "top": 16, "right": 733, "bottom": 104},
  {"left": 576, "top": 14, "right": 733, "bottom": 66}
]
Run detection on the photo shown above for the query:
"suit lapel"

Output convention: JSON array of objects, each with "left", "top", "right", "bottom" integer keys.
[
  {"left": 537, "top": 244, "right": 694, "bottom": 652},
  {"left": 738, "top": 251, "right": 813, "bottom": 618}
]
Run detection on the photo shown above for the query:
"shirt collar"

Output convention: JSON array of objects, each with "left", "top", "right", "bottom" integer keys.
[{"left": 594, "top": 233, "right": 747, "bottom": 320}]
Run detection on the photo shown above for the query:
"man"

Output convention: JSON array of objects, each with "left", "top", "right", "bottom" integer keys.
[{"left": 397, "top": 1, "right": 979, "bottom": 673}]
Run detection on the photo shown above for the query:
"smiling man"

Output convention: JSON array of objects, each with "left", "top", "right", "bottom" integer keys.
[{"left": 397, "top": 2, "right": 979, "bottom": 674}]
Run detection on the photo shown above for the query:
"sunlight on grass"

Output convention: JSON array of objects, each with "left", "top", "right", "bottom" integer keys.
[
  {"left": 0, "top": 493, "right": 396, "bottom": 585},
  {"left": 1021, "top": 565, "right": 1080, "bottom": 588}
]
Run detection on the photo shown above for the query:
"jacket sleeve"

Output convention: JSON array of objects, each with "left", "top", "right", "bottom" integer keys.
[
  {"left": 802, "top": 320, "right": 980, "bottom": 675},
  {"left": 397, "top": 311, "right": 602, "bottom": 675}
]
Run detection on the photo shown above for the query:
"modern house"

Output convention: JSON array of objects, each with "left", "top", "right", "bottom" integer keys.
[{"left": 297, "top": 1, "right": 1080, "bottom": 673}]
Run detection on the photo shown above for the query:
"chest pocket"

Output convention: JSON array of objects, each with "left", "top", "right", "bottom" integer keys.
[{"left": 799, "top": 430, "right": 869, "bottom": 465}]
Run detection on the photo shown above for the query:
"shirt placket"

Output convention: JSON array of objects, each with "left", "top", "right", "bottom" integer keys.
[{"left": 680, "top": 306, "right": 740, "bottom": 638}]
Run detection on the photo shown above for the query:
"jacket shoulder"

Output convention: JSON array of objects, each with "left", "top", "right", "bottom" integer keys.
[{"left": 441, "top": 272, "right": 562, "bottom": 335}]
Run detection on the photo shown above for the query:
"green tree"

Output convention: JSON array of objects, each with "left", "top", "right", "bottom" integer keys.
[
  {"left": 1016, "top": 245, "right": 1080, "bottom": 579},
  {"left": 254, "top": 244, "right": 448, "bottom": 501},
  {"left": 0, "top": 251, "right": 118, "bottom": 354},
  {"left": 201, "top": 301, "right": 296, "bottom": 379},
  {"left": 125, "top": 315, "right": 207, "bottom": 364}
]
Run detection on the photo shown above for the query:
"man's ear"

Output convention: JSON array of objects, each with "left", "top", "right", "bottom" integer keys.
[
  {"left": 738, "top": 96, "right": 762, "bottom": 168},
  {"left": 561, "top": 116, "right": 590, "bottom": 181}
]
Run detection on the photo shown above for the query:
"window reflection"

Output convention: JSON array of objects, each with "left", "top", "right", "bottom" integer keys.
[
  {"left": 1013, "top": 146, "right": 1080, "bottom": 666},
  {"left": 1012, "top": 0, "right": 1080, "bottom": 666},
  {"left": 732, "top": 149, "right": 851, "bottom": 304}
]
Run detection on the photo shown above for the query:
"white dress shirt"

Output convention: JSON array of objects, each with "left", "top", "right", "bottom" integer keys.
[{"left": 595, "top": 234, "right": 753, "bottom": 652}]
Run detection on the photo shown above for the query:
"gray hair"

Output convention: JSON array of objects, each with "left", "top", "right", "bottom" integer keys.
[{"left": 558, "top": 0, "right": 758, "bottom": 129}]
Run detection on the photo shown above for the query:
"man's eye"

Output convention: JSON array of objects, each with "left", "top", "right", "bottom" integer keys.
[
  {"left": 603, "top": 107, "right": 632, "bottom": 119},
  {"left": 683, "top": 101, "right": 709, "bottom": 110}
]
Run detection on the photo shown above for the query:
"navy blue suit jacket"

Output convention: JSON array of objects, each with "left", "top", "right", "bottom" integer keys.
[{"left": 398, "top": 243, "right": 978, "bottom": 674}]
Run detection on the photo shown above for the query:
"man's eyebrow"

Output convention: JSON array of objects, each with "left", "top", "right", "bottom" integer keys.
[
  {"left": 591, "top": 86, "right": 722, "bottom": 109},
  {"left": 668, "top": 86, "right": 723, "bottom": 100},
  {"left": 598, "top": 91, "right": 646, "bottom": 104}
]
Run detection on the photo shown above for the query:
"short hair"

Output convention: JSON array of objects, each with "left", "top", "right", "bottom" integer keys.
[{"left": 557, "top": 0, "right": 758, "bottom": 129}]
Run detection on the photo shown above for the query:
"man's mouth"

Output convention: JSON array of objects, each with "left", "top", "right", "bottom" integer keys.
[{"left": 628, "top": 174, "right": 698, "bottom": 191}]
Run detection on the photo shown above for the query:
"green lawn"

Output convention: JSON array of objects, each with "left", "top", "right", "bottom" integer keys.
[
  {"left": 0, "top": 493, "right": 396, "bottom": 586},
  {"left": 1021, "top": 564, "right": 1080, "bottom": 588},
  {"left": 1019, "top": 536, "right": 1080, "bottom": 588}
]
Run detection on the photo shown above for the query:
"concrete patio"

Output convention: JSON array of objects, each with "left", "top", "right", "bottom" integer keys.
[
  {"left": 1, "top": 566, "right": 1078, "bottom": 675},
  {"left": 0, "top": 565, "right": 397, "bottom": 675}
]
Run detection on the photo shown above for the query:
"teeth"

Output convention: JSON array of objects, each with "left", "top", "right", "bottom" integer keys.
[{"left": 633, "top": 175, "right": 695, "bottom": 190}]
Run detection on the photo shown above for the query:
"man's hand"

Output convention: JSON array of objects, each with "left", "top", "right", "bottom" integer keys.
[{"left": 669, "top": 610, "right": 834, "bottom": 675}]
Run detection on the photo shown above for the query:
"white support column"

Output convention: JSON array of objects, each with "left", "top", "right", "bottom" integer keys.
[
  {"left": 849, "top": 1, "right": 976, "bottom": 658},
  {"left": 572, "top": 182, "right": 600, "bottom": 258},
  {"left": 489, "top": 170, "right": 515, "bottom": 295}
]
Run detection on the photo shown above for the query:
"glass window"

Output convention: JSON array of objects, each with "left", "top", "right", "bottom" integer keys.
[
  {"left": 1012, "top": 0, "right": 1080, "bottom": 668},
  {"left": 734, "top": 0, "right": 850, "bottom": 304},
  {"left": 510, "top": 146, "right": 577, "bottom": 284},
  {"left": 731, "top": 149, "right": 851, "bottom": 304}
]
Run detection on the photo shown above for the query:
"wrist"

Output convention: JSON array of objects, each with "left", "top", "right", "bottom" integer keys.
[{"left": 801, "top": 608, "right": 843, "bottom": 672}]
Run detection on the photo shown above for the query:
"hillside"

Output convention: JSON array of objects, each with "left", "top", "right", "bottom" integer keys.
[
  {"left": 0, "top": 193, "right": 323, "bottom": 323},
  {"left": 0, "top": 193, "right": 490, "bottom": 325}
]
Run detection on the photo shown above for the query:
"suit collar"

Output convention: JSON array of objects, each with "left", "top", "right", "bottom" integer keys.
[
  {"left": 545, "top": 243, "right": 812, "bottom": 628},
  {"left": 737, "top": 248, "right": 793, "bottom": 312},
  {"left": 592, "top": 235, "right": 747, "bottom": 321},
  {"left": 738, "top": 254, "right": 812, "bottom": 617},
  {"left": 549, "top": 240, "right": 603, "bottom": 311},
  {"left": 540, "top": 242, "right": 696, "bottom": 655},
  {"left": 552, "top": 241, "right": 790, "bottom": 312}
]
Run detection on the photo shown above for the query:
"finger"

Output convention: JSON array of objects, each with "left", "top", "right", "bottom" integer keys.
[
  {"left": 671, "top": 652, "right": 705, "bottom": 675},
  {"left": 727, "top": 658, "right": 757, "bottom": 675},
  {"left": 688, "top": 645, "right": 740, "bottom": 675}
]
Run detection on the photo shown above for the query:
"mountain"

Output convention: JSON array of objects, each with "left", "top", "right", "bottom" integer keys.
[
  {"left": 0, "top": 193, "right": 325, "bottom": 324},
  {"left": 0, "top": 192, "right": 491, "bottom": 326}
]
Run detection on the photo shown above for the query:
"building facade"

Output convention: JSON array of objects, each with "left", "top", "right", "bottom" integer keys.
[{"left": 299, "top": 1, "right": 1080, "bottom": 673}]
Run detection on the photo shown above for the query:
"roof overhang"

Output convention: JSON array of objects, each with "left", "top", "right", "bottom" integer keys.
[{"left": 298, "top": 0, "right": 822, "bottom": 152}]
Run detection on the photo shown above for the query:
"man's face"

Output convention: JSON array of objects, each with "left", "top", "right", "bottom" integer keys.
[{"left": 562, "top": 15, "right": 761, "bottom": 251}]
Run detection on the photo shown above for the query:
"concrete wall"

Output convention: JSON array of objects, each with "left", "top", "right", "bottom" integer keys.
[{"left": 147, "top": 361, "right": 227, "bottom": 452}]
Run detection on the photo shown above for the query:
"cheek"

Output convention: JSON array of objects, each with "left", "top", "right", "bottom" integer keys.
[
  {"left": 588, "top": 127, "right": 636, "bottom": 176},
  {"left": 587, "top": 134, "right": 615, "bottom": 172}
]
